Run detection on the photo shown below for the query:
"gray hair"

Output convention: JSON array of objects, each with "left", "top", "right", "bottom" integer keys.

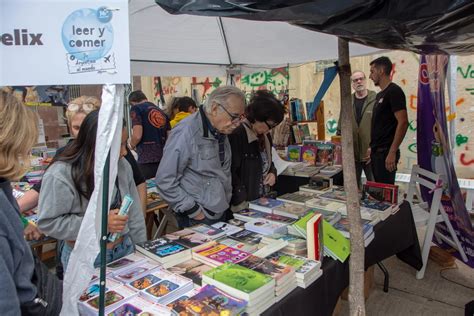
[{"left": 203, "top": 86, "right": 246, "bottom": 113}]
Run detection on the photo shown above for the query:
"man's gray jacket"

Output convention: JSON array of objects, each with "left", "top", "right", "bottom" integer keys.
[{"left": 155, "top": 109, "right": 232, "bottom": 220}]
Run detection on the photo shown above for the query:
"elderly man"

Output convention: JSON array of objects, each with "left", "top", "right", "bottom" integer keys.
[
  {"left": 337, "top": 70, "right": 376, "bottom": 188},
  {"left": 156, "top": 86, "right": 246, "bottom": 228}
]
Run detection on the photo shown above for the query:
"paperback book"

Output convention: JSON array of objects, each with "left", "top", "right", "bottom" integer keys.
[
  {"left": 190, "top": 224, "right": 227, "bottom": 239},
  {"left": 194, "top": 243, "right": 252, "bottom": 266},
  {"left": 202, "top": 263, "right": 275, "bottom": 301},
  {"left": 135, "top": 238, "right": 191, "bottom": 267},
  {"left": 363, "top": 181, "right": 399, "bottom": 204},
  {"left": 182, "top": 285, "right": 248, "bottom": 316},
  {"left": 106, "top": 296, "right": 170, "bottom": 316},
  {"left": 211, "top": 221, "right": 243, "bottom": 235},
  {"left": 301, "top": 145, "right": 317, "bottom": 165},
  {"left": 277, "top": 191, "right": 316, "bottom": 206},
  {"left": 167, "top": 259, "right": 213, "bottom": 286},
  {"left": 217, "top": 236, "right": 258, "bottom": 253},
  {"left": 272, "top": 203, "right": 312, "bottom": 219},
  {"left": 244, "top": 220, "right": 288, "bottom": 235},
  {"left": 229, "top": 229, "right": 263, "bottom": 245},
  {"left": 248, "top": 197, "right": 284, "bottom": 213},
  {"left": 234, "top": 208, "right": 296, "bottom": 224},
  {"left": 165, "top": 228, "right": 214, "bottom": 249},
  {"left": 287, "top": 145, "right": 302, "bottom": 162}
]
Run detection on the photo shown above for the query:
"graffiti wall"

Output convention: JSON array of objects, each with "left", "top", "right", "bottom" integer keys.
[
  {"left": 289, "top": 52, "right": 474, "bottom": 179},
  {"left": 138, "top": 52, "right": 473, "bottom": 179}
]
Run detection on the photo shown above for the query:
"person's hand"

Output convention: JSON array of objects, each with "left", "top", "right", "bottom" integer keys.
[
  {"left": 385, "top": 151, "right": 397, "bottom": 172},
  {"left": 365, "top": 148, "right": 372, "bottom": 163},
  {"left": 24, "top": 223, "right": 44, "bottom": 241},
  {"left": 263, "top": 173, "right": 276, "bottom": 186},
  {"left": 108, "top": 209, "right": 128, "bottom": 233},
  {"left": 191, "top": 211, "right": 205, "bottom": 221}
]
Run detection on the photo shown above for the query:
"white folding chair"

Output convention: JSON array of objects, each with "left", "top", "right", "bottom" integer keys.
[{"left": 405, "top": 165, "right": 468, "bottom": 279}]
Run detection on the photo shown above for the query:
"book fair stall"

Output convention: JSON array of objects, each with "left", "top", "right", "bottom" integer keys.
[{"left": 2, "top": 1, "right": 474, "bottom": 316}]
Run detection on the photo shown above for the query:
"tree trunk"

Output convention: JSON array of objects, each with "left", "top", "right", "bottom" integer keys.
[{"left": 338, "top": 37, "right": 366, "bottom": 316}]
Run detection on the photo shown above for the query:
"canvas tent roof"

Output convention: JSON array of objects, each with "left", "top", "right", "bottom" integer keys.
[
  {"left": 154, "top": 0, "right": 474, "bottom": 56},
  {"left": 129, "top": 0, "right": 381, "bottom": 77}
]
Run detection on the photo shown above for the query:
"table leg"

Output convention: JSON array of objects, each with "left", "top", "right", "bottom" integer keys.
[{"left": 377, "top": 261, "right": 389, "bottom": 292}]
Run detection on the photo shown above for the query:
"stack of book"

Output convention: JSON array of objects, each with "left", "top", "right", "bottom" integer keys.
[
  {"left": 106, "top": 296, "right": 171, "bottom": 316},
  {"left": 244, "top": 220, "right": 288, "bottom": 235},
  {"left": 167, "top": 259, "right": 213, "bottom": 286},
  {"left": 166, "top": 288, "right": 200, "bottom": 315},
  {"left": 128, "top": 268, "right": 194, "bottom": 305},
  {"left": 253, "top": 238, "right": 288, "bottom": 258},
  {"left": 272, "top": 203, "right": 313, "bottom": 219},
  {"left": 112, "top": 260, "right": 162, "bottom": 283},
  {"left": 261, "top": 234, "right": 307, "bottom": 256},
  {"left": 189, "top": 224, "right": 227, "bottom": 239},
  {"left": 360, "top": 199, "right": 396, "bottom": 221},
  {"left": 164, "top": 228, "right": 214, "bottom": 250},
  {"left": 136, "top": 237, "right": 192, "bottom": 268},
  {"left": 106, "top": 253, "right": 148, "bottom": 276},
  {"left": 333, "top": 217, "right": 375, "bottom": 247},
  {"left": 238, "top": 255, "right": 297, "bottom": 302},
  {"left": 229, "top": 229, "right": 263, "bottom": 245},
  {"left": 294, "top": 165, "right": 321, "bottom": 177},
  {"left": 202, "top": 263, "right": 276, "bottom": 316},
  {"left": 363, "top": 181, "right": 399, "bottom": 204},
  {"left": 318, "top": 187, "right": 347, "bottom": 203},
  {"left": 266, "top": 252, "right": 322, "bottom": 289},
  {"left": 193, "top": 242, "right": 252, "bottom": 267},
  {"left": 211, "top": 221, "right": 243, "bottom": 235},
  {"left": 79, "top": 284, "right": 137, "bottom": 316},
  {"left": 169, "top": 285, "right": 247, "bottom": 316},
  {"left": 277, "top": 191, "right": 317, "bottom": 206},
  {"left": 217, "top": 236, "right": 258, "bottom": 253},
  {"left": 319, "top": 165, "right": 342, "bottom": 176},
  {"left": 249, "top": 197, "right": 284, "bottom": 213},
  {"left": 305, "top": 197, "right": 345, "bottom": 213},
  {"left": 233, "top": 208, "right": 296, "bottom": 225}
]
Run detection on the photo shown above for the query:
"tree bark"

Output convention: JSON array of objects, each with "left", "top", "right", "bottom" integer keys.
[{"left": 338, "top": 37, "right": 366, "bottom": 316}]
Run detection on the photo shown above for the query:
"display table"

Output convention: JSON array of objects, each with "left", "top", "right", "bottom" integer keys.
[{"left": 263, "top": 201, "right": 422, "bottom": 316}]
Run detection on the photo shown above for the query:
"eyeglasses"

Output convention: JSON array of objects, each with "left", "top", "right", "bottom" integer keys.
[
  {"left": 217, "top": 102, "right": 245, "bottom": 123},
  {"left": 351, "top": 77, "right": 366, "bottom": 83},
  {"left": 67, "top": 103, "right": 95, "bottom": 113},
  {"left": 264, "top": 121, "right": 278, "bottom": 129}
]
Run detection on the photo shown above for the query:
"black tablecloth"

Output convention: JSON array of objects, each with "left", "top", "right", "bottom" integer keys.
[
  {"left": 275, "top": 172, "right": 343, "bottom": 196},
  {"left": 263, "top": 201, "right": 422, "bottom": 316}
]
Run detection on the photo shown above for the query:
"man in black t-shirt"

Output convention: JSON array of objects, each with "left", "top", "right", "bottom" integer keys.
[{"left": 367, "top": 56, "right": 409, "bottom": 184}]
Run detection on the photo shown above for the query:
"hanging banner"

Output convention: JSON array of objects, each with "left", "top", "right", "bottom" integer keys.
[
  {"left": 417, "top": 55, "right": 474, "bottom": 267},
  {"left": 0, "top": 0, "right": 130, "bottom": 85}
]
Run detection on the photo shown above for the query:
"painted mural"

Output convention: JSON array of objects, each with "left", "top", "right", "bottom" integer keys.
[{"left": 139, "top": 52, "right": 474, "bottom": 179}]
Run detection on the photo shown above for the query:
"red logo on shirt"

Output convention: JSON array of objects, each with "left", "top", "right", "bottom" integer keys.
[{"left": 148, "top": 109, "right": 167, "bottom": 128}]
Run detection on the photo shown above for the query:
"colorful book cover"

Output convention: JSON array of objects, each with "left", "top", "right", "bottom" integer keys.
[
  {"left": 136, "top": 238, "right": 188, "bottom": 259},
  {"left": 333, "top": 217, "right": 373, "bottom": 238},
  {"left": 323, "top": 220, "right": 350, "bottom": 262},
  {"left": 315, "top": 142, "right": 334, "bottom": 165},
  {"left": 145, "top": 279, "right": 180, "bottom": 299},
  {"left": 363, "top": 181, "right": 399, "bottom": 204},
  {"left": 301, "top": 145, "right": 317, "bottom": 165},
  {"left": 190, "top": 224, "right": 226, "bottom": 239},
  {"left": 185, "top": 285, "right": 247, "bottom": 316},
  {"left": 129, "top": 273, "right": 162, "bottom": 291},
  {"left": 230, "top": 229, "right": 263, "bottom": 245},
  {"left": 165, "top": 228, "right": 213, "bottom": 249},
  {"left": 197, "top": 244, "right": 251, "bottom": 265},
  {"left": 113, "top": 261, "right": 160, "bottom": 283},
  {"left": 203, "top": 263, "right": 273, "bottom": 294},
  {"left": 166, "top": 289, "right": 200, "bottom": 315},
  {"left": 217, "top": 237, "right": 258, "bottom": 253},
  {"left": 265, "top": 252, "right": 306, "bottom": 270},
  {"left": 211, "top": 222, "right": 243, "bottom": 235},
  {"left": 168, "top": 259, "right": 212, "bottom": 286},
  {"left": 249, "top": 197, "right": 284, "bottom": 210},
  {"left": 238, "top": 255, "right": 293, "bottom": 282},
  {"left": 287, "top": 145, "right": 302, "bottom": 161},
  {"left": 107, "top": 297, "right": 170, "bottom": 316}
]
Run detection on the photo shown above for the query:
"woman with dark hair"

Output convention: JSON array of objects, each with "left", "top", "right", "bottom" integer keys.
[
  {"left": 38, "top": 110, "right": 146, "bottom": 270},
  {"left": 229, "top": 90, "right": 285, "bottom": 211},
  {"left": 170, "top": 96, "right": 197, "bottom": 128}
]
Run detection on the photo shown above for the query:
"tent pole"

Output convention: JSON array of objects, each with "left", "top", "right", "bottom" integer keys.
[
  {"left": 98, "top": 152, "right": 110, "bottom": 316},
  {"left": 217, "top": 17, "right": 233, "bottom": 66},
  {"left": 338, "top": 37, "right": 366, "bottom": 315}
]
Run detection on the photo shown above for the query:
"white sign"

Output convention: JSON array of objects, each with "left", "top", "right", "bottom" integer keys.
[{"left": 0, "top": 0, "right": 130, "bottom": 85}]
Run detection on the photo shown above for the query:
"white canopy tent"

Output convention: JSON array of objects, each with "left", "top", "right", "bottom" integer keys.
[{"left": 129, "top": 0, "right": 382, "bottom": 77}]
